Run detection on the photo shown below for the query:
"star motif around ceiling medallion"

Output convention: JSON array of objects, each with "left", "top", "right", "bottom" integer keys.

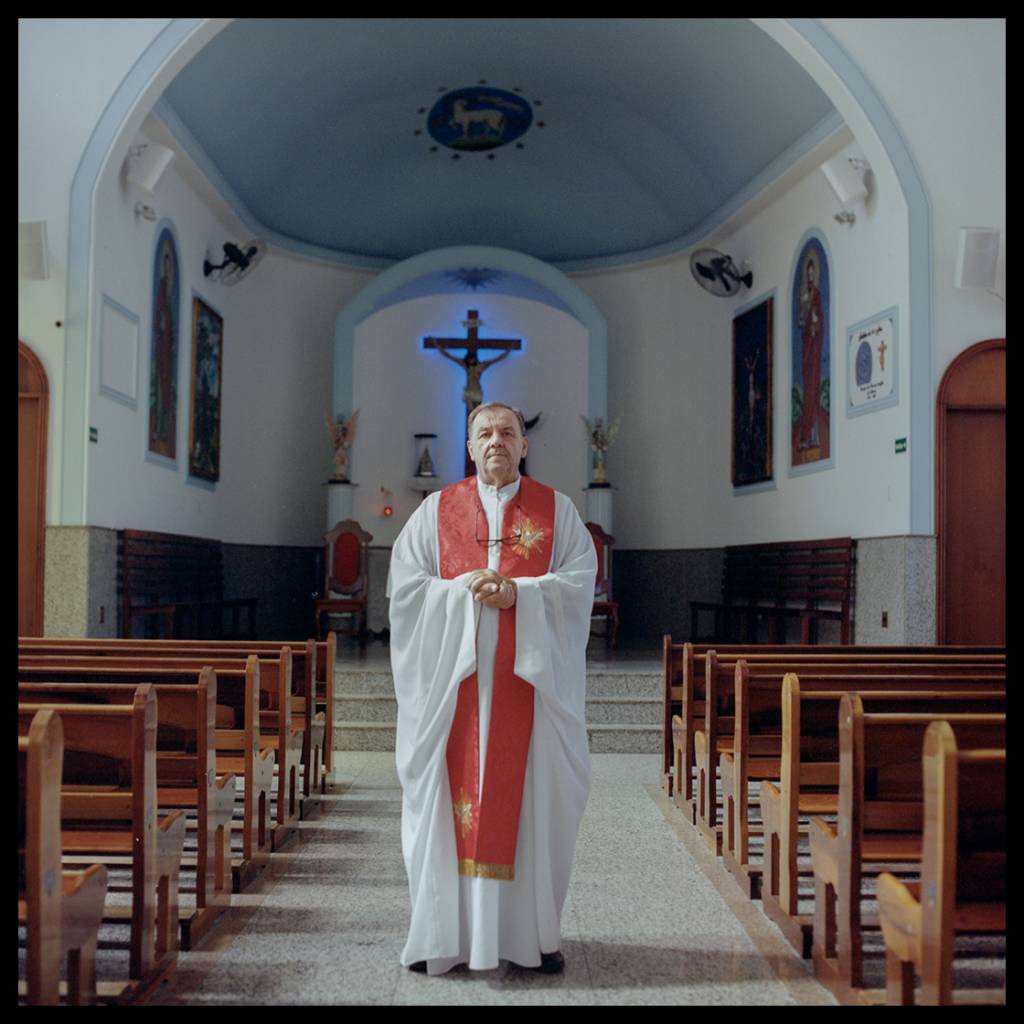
[
  {"left": 510, "top": 516, "right": 546, "bottom": 560},
  {"left": 453, "top": 788, "right": 475, "bottom": 837}
]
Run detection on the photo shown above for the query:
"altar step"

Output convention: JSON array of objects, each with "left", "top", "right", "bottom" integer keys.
[{"left": 332, "top": 666, "right": 662, "bottom": 754}]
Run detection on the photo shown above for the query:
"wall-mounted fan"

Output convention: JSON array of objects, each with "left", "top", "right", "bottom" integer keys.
[
  {"left": 689, "top": 248, "right": 753, "bottom": 297},
  {"left": 203, "top": 239, "right": 266, "bottom": 285}
]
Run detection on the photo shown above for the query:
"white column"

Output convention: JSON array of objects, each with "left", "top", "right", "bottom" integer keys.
[
  {"left": 327, "top": 481, "right": 356, "bottom": 529},
  {"left": 584, "top": 486, "right": 614, "bottom": 535}
]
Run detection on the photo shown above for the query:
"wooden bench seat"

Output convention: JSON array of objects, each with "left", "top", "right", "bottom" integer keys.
[
  {"left": 17, "top": 656, "right": 276, "bottom": 891},
  {"left": 17, "top": 687, "right": 186, "bottom": 1001},
  {"left": 18, "top": 708, "right": 108, "bottom": 1005},
  {"left": 808, "top": 697, "right": 1006, "bottom": 1001},
  {"left": 118, "top": 529, "right": 257, "bottom": 639},
  {"left": 19, "top": 671, "right": 236, "bottom": 950},
  {"left": 689, "top": 537, "right": 855, "bottom": 645},
  {"left": 19, "top": 632, "right": 336, "bottom": 786},
  {"left": 668, "top": 642, "right": 1005, "bottom": 824},
  {"left": 22, "top": 643, "right": 323, "bottom": 811},
  {"left": 758, "top": 676, "right": 1006, "bottom": 958},
  {"left": 878, "top": 724, "right": 1006, "bottom": 1004},
  {"left": 692, "top": 651, "right": 1006, "bottom": 851},
  {"left": 660, "top": 638, "right": 1003, "bottom": 799}
]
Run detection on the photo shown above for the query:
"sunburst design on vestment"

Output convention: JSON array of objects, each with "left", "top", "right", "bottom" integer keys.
[
  {"left": 453, "top": 788, "right": 475, "bottom": 837},
  {"left": 510, "top": 516, "right": 546, "bottom": 560}
]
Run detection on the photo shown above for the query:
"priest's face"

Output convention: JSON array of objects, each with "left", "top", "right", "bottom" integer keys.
[{"left": 468, "top": 407, "right": 528, "bottom": 488}]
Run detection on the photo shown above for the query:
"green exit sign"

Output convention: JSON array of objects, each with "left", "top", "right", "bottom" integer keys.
[{"left": 895, "top": 437, "right": 907, "bottom": 453}]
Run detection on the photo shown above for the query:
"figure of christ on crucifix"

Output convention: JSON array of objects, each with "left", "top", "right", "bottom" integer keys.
[{"left": 424, "top": 310, "right": 523, "bottom": 476}]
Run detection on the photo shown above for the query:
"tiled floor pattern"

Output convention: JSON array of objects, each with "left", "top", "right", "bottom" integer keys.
[{"left": 148, "top": 752, "right": 839, "bottom": 1005}]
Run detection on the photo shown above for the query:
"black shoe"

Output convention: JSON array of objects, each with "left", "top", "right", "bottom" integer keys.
[
  {"left": 535, "top": 951, "right": 564, "bottom": 974},
  {"left": 409, "top": 961, "right": 427, "bottom": 973}
]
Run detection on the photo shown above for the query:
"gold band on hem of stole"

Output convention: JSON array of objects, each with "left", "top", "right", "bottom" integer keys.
[{"left": 458, "top": 858, "right": 515, "bottom": 881}]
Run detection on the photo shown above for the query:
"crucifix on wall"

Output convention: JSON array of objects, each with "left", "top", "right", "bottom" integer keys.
[{"left": 424, "top": 309, "right": 523, "bottom": 476}]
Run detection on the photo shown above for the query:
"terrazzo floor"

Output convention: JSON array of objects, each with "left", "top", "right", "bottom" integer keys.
[{"left": 148, "top": 751, "right": 839, "bottom": 1005}]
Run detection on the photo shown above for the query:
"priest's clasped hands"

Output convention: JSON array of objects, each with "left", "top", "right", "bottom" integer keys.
[{"left": 465, "top": 569, "right": 518, "bottom": 609}]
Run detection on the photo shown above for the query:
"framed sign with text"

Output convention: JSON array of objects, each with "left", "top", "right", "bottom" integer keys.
[{"left": 846, "top": 306, "right": 898, "bottom": 417}]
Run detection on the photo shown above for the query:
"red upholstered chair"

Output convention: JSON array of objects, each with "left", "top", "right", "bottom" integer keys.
[
  {"left": 586, "top": 521, "right": 620, "bottom": 648},
  {"left": 314, "top": 520, "right": 373, "bottom": 643}
]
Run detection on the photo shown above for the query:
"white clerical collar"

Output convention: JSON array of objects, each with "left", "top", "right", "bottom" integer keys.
[{"left": 476, "top": 474, "right": 521, "bottom": 502}]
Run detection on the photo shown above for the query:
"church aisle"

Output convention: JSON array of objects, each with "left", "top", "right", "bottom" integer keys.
[{"left": 150, "top": 753, "right": 837, "bottom": 1005}]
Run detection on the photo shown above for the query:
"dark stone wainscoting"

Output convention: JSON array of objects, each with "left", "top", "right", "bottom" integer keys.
[
  {"left": 222, "top": 543, "right": 322, "bottom": 641},
  {"left": 612, "top": 549, "right": 725, "bottom": 646}
]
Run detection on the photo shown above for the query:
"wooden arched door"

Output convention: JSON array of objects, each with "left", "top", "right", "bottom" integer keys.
[
  {"left": 19, "top": 341, "right": 49, "bottom": 636},
  {"left": 936, "top": 339, "right": 1005, "bottom": 644}
]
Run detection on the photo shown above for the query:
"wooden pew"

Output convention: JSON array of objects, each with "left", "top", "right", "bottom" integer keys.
[
  {"left": 19, "top": 633, "right": 335, "bottom": 793},
  {"left": 19, "top": 671, "right": 236, "bottom": 950},
  {"left": 660, "top": 638, "right": 1002, "bottom": 801},
  {"left": 723, "top": 659, "right": 1007, "bottom": 895},
  {"left": 694, "top": 651, "right": 1006, "bottom": 853},
  {"left": 19, "top": 651, "right": 301, "bottom": 832},
  {"left": 117, "top": 528, "right": 257, "bottom": 639},
  {"left": 18, "top": 708, "right": 108, "bottom": 1005},
  {"left": 17, "top": 656, "right": 276, "bottom": 891},
  {"left": 689, "top": 537, "right": 856, "bottom": 644},
  {"left": 877, "top": 721, "right": 1005, "bottom": 1005},
  {"left": 758, "top": 672, "right": 1006, "bottom": 956},
  {"left": 807, "top": 696, "right": 1005, "bottom": 1002},
  {"left": 17, "top": 687, "right": 186, "bottom": 1001}
]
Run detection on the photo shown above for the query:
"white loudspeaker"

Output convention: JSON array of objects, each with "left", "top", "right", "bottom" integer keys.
[
  {"left": 954, "top": 227, "right": 1000, "bottom": 290},
  {"left": 127, "top": 142, "right": 175, "bottom": 194},
  {"left": 19, "top": 220, "right": 49, "bottom": 281},
  {"left": 821, "top": 154, "right": 868, "bottom": 207}
]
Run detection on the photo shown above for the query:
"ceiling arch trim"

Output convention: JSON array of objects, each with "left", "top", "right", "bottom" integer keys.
[{"left": 333, "top": 245, "right": 608, "bottom": 429}]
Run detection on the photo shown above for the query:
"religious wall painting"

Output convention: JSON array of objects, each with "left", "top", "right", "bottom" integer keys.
[
  {"left": 419, "top": 86, "right": 543, "bottom": 159},
  {"left": 732, "top": 296, "right": 773, "bottom": 487},
  {"left": 846, "top": 306, "right": 898, "bottom": 417},
  {"left": 187, "top": 296, "right": 223, "bottom": 482},
  {"left": 790, "top": 234, "right": 832, "bottom": 471},
  {"left": 148, "top": 227, "right": 180, "bottom": 460}
]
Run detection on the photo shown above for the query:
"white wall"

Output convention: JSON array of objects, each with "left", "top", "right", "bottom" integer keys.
[
  {"left": 571, "top": 137, "right": 909, "bottom": 550},
  {"left": 819, "top": 19, "right": 1005, "bottom": 384},
  {"left": 352, "top": 296, "right": 589, "bottom": 546},
  {"left": 19, "top": 18, "right": 1005, "bottom": 558},
  {"left": 87, "top": 131, "right": 375, "bottom": 546},
  {"left": 19, "top": 19, "right": 173, "bottom": 523}
]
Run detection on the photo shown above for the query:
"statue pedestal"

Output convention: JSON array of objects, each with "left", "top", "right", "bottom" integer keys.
[
  {"left": 584, "top": 485, "right": 614, "bottom": 535},
  {"left": 326, "top": 480, "right": 356, "bottom": 528}
]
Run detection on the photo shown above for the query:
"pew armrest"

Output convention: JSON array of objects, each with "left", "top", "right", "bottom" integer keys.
[{"left": 808, "top": 814, "right": 839, "bottom": 888}]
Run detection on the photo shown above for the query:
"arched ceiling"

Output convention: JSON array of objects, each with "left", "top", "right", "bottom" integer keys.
[{"left": 160, "top": 18, "right": 838, "bottom": 270}]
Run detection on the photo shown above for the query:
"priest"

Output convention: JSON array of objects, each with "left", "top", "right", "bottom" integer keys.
[{"left": 387, "top": 402, "right": 597, "bottom": 976}]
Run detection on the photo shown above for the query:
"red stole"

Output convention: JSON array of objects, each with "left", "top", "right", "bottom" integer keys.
[{"left": 439, "top": 475, "right": 555, "bottom": 880}]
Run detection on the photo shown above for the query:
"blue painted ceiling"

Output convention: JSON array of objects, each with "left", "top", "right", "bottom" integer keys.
[{"left": 161, "top": 18, "right": 837, "bottom": 270}]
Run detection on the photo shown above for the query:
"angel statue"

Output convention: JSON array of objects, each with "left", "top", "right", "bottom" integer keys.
[
  {"left": 325, "top": 408, "right": 360, "bottom": 481},
  {"left": 581, "top": 415, "right": 621, "bottom": 485}
]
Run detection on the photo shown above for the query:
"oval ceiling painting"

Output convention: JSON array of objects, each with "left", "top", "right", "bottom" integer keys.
[{"left": 428, "top": 87, "right": 533, "bottom": 152}]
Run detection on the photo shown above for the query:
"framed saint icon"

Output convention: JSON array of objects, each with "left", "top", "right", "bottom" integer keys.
[
  {"left": 732, "top": 295, "right": 774, "bottom": 487},
  {"left": 188, "top": 296, "right": 223, "bottom": 482}
]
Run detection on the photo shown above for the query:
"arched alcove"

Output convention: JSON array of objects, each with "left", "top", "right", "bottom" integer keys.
[{"left": 333, "top": 245, "right": 608, "bottom": 425}]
